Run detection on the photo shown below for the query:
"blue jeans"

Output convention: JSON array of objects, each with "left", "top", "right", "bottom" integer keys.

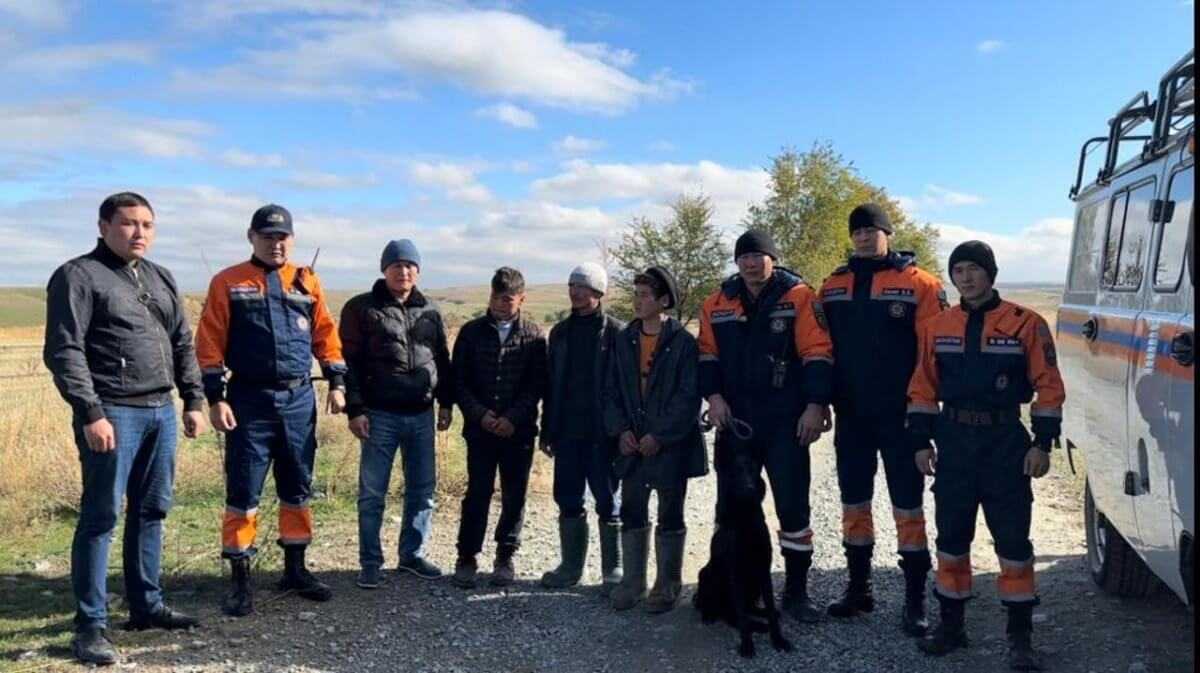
[
  {"left": 357, "top": 408, "right": 436, "bottom": 569},
  {"left": 552, "top": 438, "right": 619, "bottom": 521},
  {"left": 71, "top": 403, "right": 176, "bottom": 631}
]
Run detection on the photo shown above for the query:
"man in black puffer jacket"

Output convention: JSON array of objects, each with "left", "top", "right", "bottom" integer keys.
[{"left": 339, "top": 239, "right": 454, "bottom": 588}]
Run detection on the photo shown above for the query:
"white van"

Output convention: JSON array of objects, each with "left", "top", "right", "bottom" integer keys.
[{"left": 1058, "top": 50, "right": 1194, "bottom": 605}]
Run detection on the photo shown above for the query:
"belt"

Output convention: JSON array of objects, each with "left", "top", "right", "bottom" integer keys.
[
  {"left": 941, "top": 406, "right": 1020, "bottom": 426},
  {"left": 231, "top": 376, "right": 311, "bottom": 391}
]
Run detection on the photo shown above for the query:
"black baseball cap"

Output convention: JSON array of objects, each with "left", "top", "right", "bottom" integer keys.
[{"left": 250, "top": 204, "right": 293, "bottom": 235}]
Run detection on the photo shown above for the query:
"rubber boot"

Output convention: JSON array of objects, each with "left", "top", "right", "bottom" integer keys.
[
  {"left": 278, "top": 546, "right": 332, "bottom": 602},
  {"left": 645, "top": 528, "right": 686, "bottom": 614},
  {"left": 222, "top": 556, "right": 254, "bottom": 617},
  {"left": 1006, "top": 603, "right": 1043, "bottom": 671},
  {"left": 541, "top": 515, "right": 589, "bottom": 589},
  {"left": 599, "top": 519, "right": 623, "bottom": 597},
  {"left": 828, "top": 544, "right": 875, "bottom": 618},
  {"left": 611, "top": 526, "right": 649, "bottom": 611},
  {"left": 917, "top": 593, "right": 969, "bottom": 656},
  {"left": 781, "top": 550, "right": 822, "bottom": 624},
  {"left": 900, "top": 550, "right": 932, "bottom": 637}
]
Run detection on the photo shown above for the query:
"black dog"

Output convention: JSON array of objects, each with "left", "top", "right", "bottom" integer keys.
[{"left": 694, "top": 439, "right": 792, "bottom": 658}]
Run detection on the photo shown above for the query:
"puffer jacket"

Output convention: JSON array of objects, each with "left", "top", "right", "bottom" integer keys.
[{"left": 338, "top": 280, "right": 453, "bottom": 418}]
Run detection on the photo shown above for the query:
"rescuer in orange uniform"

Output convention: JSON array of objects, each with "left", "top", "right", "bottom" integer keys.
[
  {"left": 818, "top": 203, "right": 946, "bottom": 635},
  {"left": 195, "top": 204, "right": 347, "bottom": 617},
  {"left": 907, "top": 241, "right": 1065, "bottom": 671},
  {"left": 698, "top": 229, "right": 834, "bottom": 623}
]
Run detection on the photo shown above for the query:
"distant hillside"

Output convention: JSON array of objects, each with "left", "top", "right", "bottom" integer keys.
[{"left": 0, "top": 288, "right": 46, "bottom": 328}]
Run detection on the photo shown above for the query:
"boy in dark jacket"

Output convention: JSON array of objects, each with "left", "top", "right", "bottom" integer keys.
[
  {"left": 451, "top": 267, "right": 548, "bottom": 588},
  {"left": 605, "top": 267, "right": 707, "bottom": 613},
  {"left": 339, "top": 240, "right": 454, "bottom": 588}
]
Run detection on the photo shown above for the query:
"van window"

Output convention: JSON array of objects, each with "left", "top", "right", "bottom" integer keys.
[
  {"left": 1154, "top": 165, "right": 1194, "bottom": 291},
  {"left": 1114, "top": 181, "right": 1156, "bottom": 290},
  {"left": 1102, "top": 192, "right": 1129, "bottom": 287},
  {"left": 1068, "top": 200, "right": 1105, "bottom": 290}
]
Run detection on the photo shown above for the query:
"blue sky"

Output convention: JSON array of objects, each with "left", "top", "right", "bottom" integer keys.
[{"left": 0, "top": 0, "right": 1193, "bottom": 289}]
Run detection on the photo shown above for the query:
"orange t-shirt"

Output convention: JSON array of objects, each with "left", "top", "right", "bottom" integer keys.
[{"left": 639, "top": 331, "right": 659, "bottom": 396}]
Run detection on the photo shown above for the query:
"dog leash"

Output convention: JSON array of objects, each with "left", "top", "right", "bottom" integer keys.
[{"left": 700, "top": 410, "right": 754, "bottom": 440}]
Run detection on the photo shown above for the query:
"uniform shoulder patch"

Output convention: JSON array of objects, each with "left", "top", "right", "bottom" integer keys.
[
  {"left": 1037, "top": 321, "right": 1058, "bottom": 367},
  {"left": 813, "top": 301, "right": 829, "bottom": 331},
  {"left": 937, "top": 289, "right": 950, "bottom": 310},
  {"left": 821, "top": 287, "right": 848, "bottom": 298}
]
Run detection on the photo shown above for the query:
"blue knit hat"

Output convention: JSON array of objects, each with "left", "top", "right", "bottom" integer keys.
[{"left": 381, "top": 239, "right": 421, "bottom": 272}]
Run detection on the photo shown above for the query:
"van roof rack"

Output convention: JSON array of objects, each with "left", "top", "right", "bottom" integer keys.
[{"left": 1069, "top": 49, "right": 1195, "bottom": 200}]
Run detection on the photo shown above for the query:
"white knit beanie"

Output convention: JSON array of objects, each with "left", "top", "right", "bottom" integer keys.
[{"left": 568, "top": 262, "right": 608, "bottom": 295}]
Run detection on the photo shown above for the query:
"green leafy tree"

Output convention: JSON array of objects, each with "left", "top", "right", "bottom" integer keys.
[
  {"left": 743, "top": 142, "right": 942, "bottom": 284},
  {"left": 606, "top": 193, "right": 730, "bottom": 327}
]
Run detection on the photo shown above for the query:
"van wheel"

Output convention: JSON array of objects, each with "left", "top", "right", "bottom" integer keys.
[{"left": 1084, "top": 482, "right": 1156, "bottom": 597}]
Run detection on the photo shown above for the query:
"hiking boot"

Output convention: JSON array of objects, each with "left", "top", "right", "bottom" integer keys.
[
  {"left": 782, "top": 551, "right": 822, "bottom": 624},
  {"left": 918, "top": 594, "right": 969, "bottom": 657},
  {"left": 397, "top": 556, "right": 443, "bottom": 580},
  {"left": 900, "top": 551, "right": 932, "bottom": 637},
  {"left": 646, "top": 528, "right": 686, "bottom": 614},
  {"left": 491, "top": 550, "right": 516, "bottom": 587},
  {"left": 356, "top": 565, "right": 382, "bottom": 590},
  {"left": 541, "top": 515, "right": 588, "bottom": 589},
  {"left": 278, "top": 546, "right": 332, "bottom": 602},
  {"left": 1006, "top": 602, "right": 1043, "bottom": 671},
  {"left": 828, "top": 544, "right": 875, "bottom": 618},
  {"left": 599, "top": 519, "right": 623, "bottom": 597},
  {"left": 611, "top": 527, "right": 650, "bottom": 611},
  {"left": 124, "top": 605, "right": 199, "bottom": 631},
  {"left": 451, "top": 556, "right": 478, "bottom": 589},
  {"left": 73, "top": 627, "right": 118, "bottom": 666},
  {"left": 222, "top": 556, "right": 254, "bottom": 617}
]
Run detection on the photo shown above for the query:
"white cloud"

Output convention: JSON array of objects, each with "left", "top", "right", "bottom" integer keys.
[
  {"left": 0, "top": 0, "right": 70, "bottom": 29},
  {"left": 5, "top": 42, "right": 154, "bottom": 74},
  {"left": 409, "top": 161, "right": 494, "bottom": 204},
  {"left": 553, "top": 135, "right": 607, "bottom": 155},
  {"left": 475, "top": 103, "right": 538, "bottom": 129},
  {"left": 934, "top": 217, "right": 1073, "bottom": 283},
  {"left": 977, "top": 39, "right": 1005, "bottom": 54},
  {"left": 220, "top": 148, "right": 287, "bottom": 169},
  {"left": 0, "top": 102, "right": 211, "bottom": 159},
  {"left": 171, "top": 9, "right": 692, "bottom": 113},
  {"left": 896, "top": 184, "right": 984, "bottom": 215},
  {"left": 284, "top": 171, "right": 379, "bottom": 190}
]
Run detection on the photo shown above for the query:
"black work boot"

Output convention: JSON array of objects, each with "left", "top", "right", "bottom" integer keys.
[
  {"left": 278, "top": 546, "right": 332, "bottom": 602},
  {"left": 781, "top": 551, "right": 822, "bottom": 624},
  {"left": 73, "top": 627, "right": 118, "bottom": 666},
  {"left": 222, "top": 556, "right": 254, "bottom": 617},
  {"left": 899, "top": 550, "right": 932, "bottom": 637},
  {"left": 1006, "top": 603, "right": 1043, "bottom": 671},
  {"left": 917, "top": 593, "right": 968, "bottom": 656},
  {"left": 828, "top": 544, "right": 875, "bottom": 618}
]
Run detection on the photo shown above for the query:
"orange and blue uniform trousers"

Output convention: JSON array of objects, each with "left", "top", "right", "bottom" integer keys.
[
  {"left": 195, "top": 257, "right": 346, "bottom": 559},
  {"left": 818, "top": 252, "right": 945, "bottom": 564},
  {"left": 698, "top": 268, "right": 833, "bottom": 558},
  {"left": 907, "top": 292, "right": 1065, "bottom": 608}
]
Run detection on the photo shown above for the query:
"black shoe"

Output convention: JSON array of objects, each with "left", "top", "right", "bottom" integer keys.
[
  {"left": 918, "top": 594, "right": 968, "bottom": 657},
  {"left": 782, "top": 551, "right": 822, "bottom": 624},
  {"left": 397, "top": 556, "right": 444, "bottom": 580},
  {"left": 124, "top": 605, "right": 200, "bottom": 631},
  {"left": 828, "top": 544, "right": 874, "bottom": 619},
  {"left": 73, "top": 628, "right": 118, "bottom": 666},
  {"left": 222, "top": 557, "right": 254, "bottom": 617},
  {"left": 279, "top": 547, "right": 332, "bottom": 602},
  {"left": 1007, "top": 632, "right": 1043, "bottom": 671},
  {"left": 902, "top": 598, "right": 930, "bottom": 637}
]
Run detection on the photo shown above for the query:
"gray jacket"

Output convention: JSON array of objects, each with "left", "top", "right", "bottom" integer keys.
[
  {"left": 604, "top": 317, "right": 708, "bottom": 487},
  {"left": 542, "top": 310, "right": 625, "bottom": 445},
  {"left": 44, "top": 239, "right": 204, "bottom": 422}
]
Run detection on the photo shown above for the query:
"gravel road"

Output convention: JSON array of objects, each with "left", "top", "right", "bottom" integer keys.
[{"left": 43, "top": 433, "right": 1194, "bottom": 673}]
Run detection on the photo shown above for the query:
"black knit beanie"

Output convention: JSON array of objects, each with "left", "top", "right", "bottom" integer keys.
[
  {"left": 642, "top": 266, "right": 679, "bottom": 310},
  {"left": 948, "top": 240, "right": 998, "bottom": 282},
  {"left": 848, "top": 203, "right": 893, "bottom": 235},
  {"left": 734, "top": 229, "right": 781, "bottom": 261}
]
